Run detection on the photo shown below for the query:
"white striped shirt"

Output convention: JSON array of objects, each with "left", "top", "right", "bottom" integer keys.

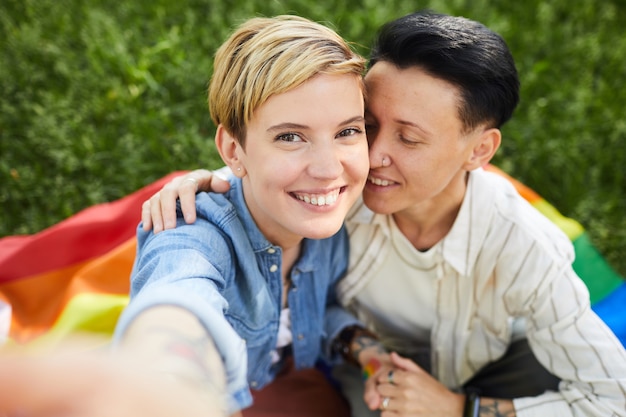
[{"left": 338, "top": 168, "right": 626, "bottom": 416}]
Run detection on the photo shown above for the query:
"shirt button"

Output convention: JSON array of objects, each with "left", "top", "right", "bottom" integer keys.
[
  {"left": 267, "top": 248, "right": 276, "bottom": 254},
  {"left": 250, "top": 381, "right": 258, "bottom": 388},
  {"left": 269, "top": 264, "right": 278, "bottom": 273},
  {"left": 297, "top": 334, "right": 304, "bottom": 341}
]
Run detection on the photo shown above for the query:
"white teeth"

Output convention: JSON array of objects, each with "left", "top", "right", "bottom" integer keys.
[
  {"left": 295, "top": 190, "right": 339, "bottom": 206},
  {"left": 368, "top": 176, "right": 393, "bottom": 186}
]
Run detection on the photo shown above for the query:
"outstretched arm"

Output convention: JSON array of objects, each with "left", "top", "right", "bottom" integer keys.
[
  {"left": 0, "top": 306, "right": 230, "bottom": 417},
  {"left": 142, "top": 169, "right": 230, "bottom": 233}
]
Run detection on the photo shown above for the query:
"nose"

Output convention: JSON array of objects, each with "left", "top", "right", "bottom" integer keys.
[
  {"left": 368, "top": 132, "right": 388, "bottom": 169},
  {"left": 307, "top": 142, "right": 344, "bottom": 180}
]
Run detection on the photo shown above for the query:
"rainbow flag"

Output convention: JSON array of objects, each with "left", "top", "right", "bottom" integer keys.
[
  {"left": 0, "top": 172, "right": 185, "bottom": 349},
  {"left": 1, "top": 167, "right": 624, "bottom": 348}
]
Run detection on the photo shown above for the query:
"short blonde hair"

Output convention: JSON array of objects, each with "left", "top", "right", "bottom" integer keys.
[{"left": 208, "top": 15, "right": 366, "bottom": 146}]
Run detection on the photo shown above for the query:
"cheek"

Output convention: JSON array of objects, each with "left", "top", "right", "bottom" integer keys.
[
  {"left": 352, "top": 142, "right": 372, "bottom": 173},
  {"left": 351, "top": 141, "right": 370, "bottom": 164},
  {"left": 261, "top": 159, "right": 302, "bottom": 183}
]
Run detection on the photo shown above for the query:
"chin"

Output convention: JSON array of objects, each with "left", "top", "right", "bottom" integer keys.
[
  {"left": 299, "top": 219, "right": 345, "bottom": 240},
  {"left": 363, "top": 194, "right": 395, "bottom": 215}
]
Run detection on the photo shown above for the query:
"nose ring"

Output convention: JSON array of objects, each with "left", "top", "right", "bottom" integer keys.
[{"left": 382, "top": 156, "right": 389, "bottom": 167}]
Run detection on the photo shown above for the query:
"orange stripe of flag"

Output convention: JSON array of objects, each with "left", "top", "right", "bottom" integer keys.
[
  {"left": 0, "top": 237, "right": 137, "bottom": 343},
  {"left": 484, "top": 164, "right": 541, "bottom": 203}
]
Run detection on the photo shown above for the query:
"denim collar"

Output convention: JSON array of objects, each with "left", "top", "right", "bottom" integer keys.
[{"left": 227, "top": 177, "right": 321, "bottom": 273}]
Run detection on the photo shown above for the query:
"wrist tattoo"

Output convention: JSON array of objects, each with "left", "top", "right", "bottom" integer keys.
[
  {"left": 351, "top": 334, "right": 386, "bottom": 361},
  {"left": 479, "top": 398, "right": 516, "bottom": 417}
]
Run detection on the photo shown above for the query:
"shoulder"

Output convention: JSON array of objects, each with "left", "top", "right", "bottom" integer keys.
[
  {"left": 194, "top": 188, "right": 238, "bottom": 224},
  {"left": 470, "top": 169, "right": 575, "bottom": 265},
  {"left": 461, "top": 170, "right": 586, "bottom": 316},
  {"left": 477, "top": 171, "right": 574, "bottom": 264},
  {"left": 136, "top": 189, "right": 242, "bottom": 264}
]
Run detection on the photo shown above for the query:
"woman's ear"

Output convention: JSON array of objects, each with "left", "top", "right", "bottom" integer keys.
[
  {"left": 464, "top": 127, "right": 501, "bottom": 170},
  {"left": 215, "top": 125, "right": 246, "bottom": 177}
]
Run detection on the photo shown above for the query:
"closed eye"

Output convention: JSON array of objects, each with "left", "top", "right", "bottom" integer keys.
[{"left": 399, "top": 135, "right": 421, "bottom": 146}]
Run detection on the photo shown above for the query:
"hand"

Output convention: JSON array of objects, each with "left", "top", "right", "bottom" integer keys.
[
  {"left": 0, "top": 348, "right": 228, "bottom": 417},
  {"left": 371, "top": 352, "right": 464, "bottom": 417},
  {"left": 141, "top": 169, "right": 230, "bottom": 233}
]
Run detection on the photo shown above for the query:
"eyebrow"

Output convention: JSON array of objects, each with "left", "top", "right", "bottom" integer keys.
[
  {"left": 396, "top": 119, "right": 434, "bottom": 137},
  {"left": 365, "top": 109, "right": 433, "bottom": 137},
  {"left": 267, "top": 116, "right": 365, "bottom": 133}
]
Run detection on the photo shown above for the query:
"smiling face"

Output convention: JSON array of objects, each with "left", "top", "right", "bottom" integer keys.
[
  {"left": 225, "top": 73, "right": 369, "bottom": 247},
  {"left": 362, "top": 61, "right": 489, "bottom": 218}
]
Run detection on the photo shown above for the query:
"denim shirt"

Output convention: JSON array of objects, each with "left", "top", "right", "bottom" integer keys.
[{"left": 114, "top": 177, "right": 359, "bottom": 413}]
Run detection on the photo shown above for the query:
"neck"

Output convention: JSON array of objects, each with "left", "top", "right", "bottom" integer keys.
[
  {"left": 393, "top": 171, "right": 468, "bottom": 251},
  {"left": 281, "top": 244, "right": 301, "bottom": 270},
  {"left": 280, "top": 243, "right": 301, "bottom": 309}
]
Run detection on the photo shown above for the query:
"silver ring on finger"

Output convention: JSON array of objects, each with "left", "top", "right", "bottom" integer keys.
[
  {"left": 184, "top": 177, "right": 199, "bottom": 188},
  {"left": 381, "top": 396, "right": 390, "bottom": 411}
]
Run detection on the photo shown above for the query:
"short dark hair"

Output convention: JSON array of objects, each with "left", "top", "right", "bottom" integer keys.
[{"left": 369, "top": 10, "right": 519, "bottom": 131}]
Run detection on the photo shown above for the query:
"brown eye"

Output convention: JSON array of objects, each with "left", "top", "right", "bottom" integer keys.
[
  {"left": 276, "top": 133, "right": 303, "bottom": 142},
  {"left": 337, "top": 127, "right": 363, "bottom": 138}
]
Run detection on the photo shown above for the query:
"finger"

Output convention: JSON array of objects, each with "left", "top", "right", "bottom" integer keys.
[
  {"left": 193, "top": 169, "right": 216, "bottom": 192},
  {"left": 379, "top": 395, "right": 400, "bottom": 414},
  {"left": 141, "top": 199, "right": 154, "bottom": 232},
  {"left": 149, "top": 193, "right": 166, "bottom": 233},
  {"left": 189, "top": 168, "right": 230, "bottom": 194},
  {"left": 179, "top": 170, "right": 230, "bottom": 225},
  {"left": 376, "top": 387, "right": 406, "bottom": 416},
  {"left": 390, "top": 351, "right": 421, "bottom": 372},
  {"left": 209, "top": 171, "right": 231, "bottom": 193},
  {"left": 363, "top": 373, "right": 383, "bottom": 410},
  {"left": 177, "top": 177, "right": 200, "bottom": 225},
  {"left": 380, "top": 396, "right": 391, "bottom": 412},
  {"left": 158, "top": 181, "right": 186, "bottom": 230},
  {"left": 377, "top": 368, "right": 401, "bottom": 386},
  {"left": 364, "top": 365, "right": 392, "bottom": 410},
  {"left": 376, "top": 383, "right": 400, "bottom": 399}
]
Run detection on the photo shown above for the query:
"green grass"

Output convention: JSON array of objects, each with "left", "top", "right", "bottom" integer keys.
[{"left": 2, "top": 0, "right": 625, "bottom": 276}]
